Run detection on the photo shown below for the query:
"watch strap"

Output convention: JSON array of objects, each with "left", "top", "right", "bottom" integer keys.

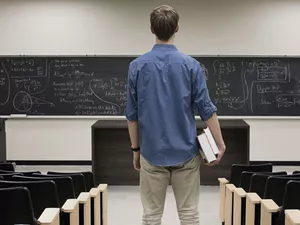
[{"left": 131, "top": 146, "right": 140, "bottom": 152}]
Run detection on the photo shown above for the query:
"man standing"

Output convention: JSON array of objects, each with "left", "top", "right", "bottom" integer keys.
[{"left": 125, "top": 5, "right": 226, "bottom": 225}]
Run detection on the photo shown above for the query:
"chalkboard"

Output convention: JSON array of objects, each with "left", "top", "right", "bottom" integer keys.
[{"left": 0, "top": 56, "right": 300, "bottom": 117}]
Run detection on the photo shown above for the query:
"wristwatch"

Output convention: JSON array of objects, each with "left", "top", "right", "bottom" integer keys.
[{"left": 131, "top": 146, "right": 140, "bottom": 152}]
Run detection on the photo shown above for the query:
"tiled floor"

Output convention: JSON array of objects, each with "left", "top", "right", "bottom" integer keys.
[{"left": 15, "top": 165, "right": 300, "bottom": 225}]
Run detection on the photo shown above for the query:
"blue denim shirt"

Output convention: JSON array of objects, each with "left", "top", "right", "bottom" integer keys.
[{"left": 125, "top": 44, "right": 217, "bottom": 166}]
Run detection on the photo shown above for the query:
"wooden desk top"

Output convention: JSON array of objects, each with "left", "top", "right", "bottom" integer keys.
[{"left": 92, "top": 119, "right": 249, "bottom": 129}]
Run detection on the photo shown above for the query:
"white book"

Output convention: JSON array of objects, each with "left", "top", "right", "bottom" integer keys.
[
  {"left": 203, "top": 127, "right": 219, "bottom": 155},
  {"left": 197, "top": 127, "right": 219, "bottom": 163}
]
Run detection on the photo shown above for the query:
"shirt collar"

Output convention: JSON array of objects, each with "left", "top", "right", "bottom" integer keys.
[{"left": 152, "top": 44, "right": 178, "bottom": 51}]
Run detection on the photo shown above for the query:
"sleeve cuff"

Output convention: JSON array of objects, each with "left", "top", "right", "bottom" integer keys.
[
  {"left": 125, "top": 112, "right": 138, "bottom": 121},
  {"left": 199, "top": 103, "right": 217, "bottom": 121}
]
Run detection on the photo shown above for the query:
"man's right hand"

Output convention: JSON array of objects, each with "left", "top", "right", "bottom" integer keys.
[
  {"left": 204, "top": 112, "right": 226, "bottom": 167},
  {"left": 207, "top": 145, "right": 226, "bottom": 167}
]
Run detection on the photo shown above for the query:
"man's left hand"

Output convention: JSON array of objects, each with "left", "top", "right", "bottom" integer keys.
[{"left": 133, "top": 151, "right": 141, "bottom": 171}]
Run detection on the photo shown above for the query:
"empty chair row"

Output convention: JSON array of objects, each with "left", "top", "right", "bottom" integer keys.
[
  {"left": 218, "top": 163, "right": 300, "bottom": 225},
  {"left": 0, "top": 171, "right": 94, "bottom": 197},
  {"left": 218, "top": 163, "right": 273, "bottom": 225},
  {"left": 0, "top": 170, "right": 107, "bottom": 225}
]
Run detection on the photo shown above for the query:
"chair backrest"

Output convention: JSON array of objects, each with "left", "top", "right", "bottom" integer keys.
[
  {"left": 264, "top": 176, "right": 300, "bottom": 206},
  {"left": 275, "top": 181, "right": 300, "bottom": 225},
  {"left": 0, "top": 172, "right": 23, "bottom": 180},
  {"left": 249, "top": 173, "right": 281, "bottom": 198},
  {"left": 240, "top": 171, "right": 287, "bottom": 192},
  {"left": 48, "top": 171, "right": 95, "bottom": 191},
  {"left": 251, "top": 173, "right": 300, "bottom": 198},
  {"left": 0, "top": 163, "right": 14, "bottom": 171},
  {"left": 33, "top": 173, "right": 86, "bottom": 197},
  {"left": 0, "top": 187, "right": 37, "bottom": 225},
  {"left": 13, "top": 175, "right": 75, "bottom": 207},
  {"left": 0, "top": 169, "right": 18, "bottom": 174},
  {"left": 0, "top": 180, "right": 59, "bottom": 218},
  {"left": 230, "top": 163, "right": 273, "bottom": 187},
  {"left": 19, "top": 171, "right": 41, "bottom": 176}
]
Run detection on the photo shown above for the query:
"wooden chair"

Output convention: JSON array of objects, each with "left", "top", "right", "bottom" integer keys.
[
  {"left": 78, "top": 192, "right": 92, "bottom": 225},
  {"left": 0, "top": 186, "right": 60, "bottom": 225},
  {"left": 261, "top": 180, "right": 300, "bottom": 225},
  {"left": 46, "top": 172, "right": 106, "bottom": 225},
  {"left": 285, "top": 210, "right": 300, "bottom": 225},
  {"left": 13, "top": 175, "right": 90, "bottom": 225},
  {"left": 219, "top": 163, "right": 273, "bottom": 225},
  {"left": 90, "top": 184, "right": 108, "bottom": 225},
  {"left": 246, "top": 175, "right": 300, "bottom": 225},
  {"left": 0, "top": 180, "right": 59, "bottom": 219},
  {"left": 48, "top": 171, "right": 95, "bottom": 191},
  {"left": 0, "top": 180, "right": 79, "bottom": 225},
  {"left": 234, "top": 171, "right": 287, "bottom": 225}
]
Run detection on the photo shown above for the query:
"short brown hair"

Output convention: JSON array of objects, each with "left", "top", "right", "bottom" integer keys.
[{"left": 150, "top": 5, "right": 179, "bottom": 42}]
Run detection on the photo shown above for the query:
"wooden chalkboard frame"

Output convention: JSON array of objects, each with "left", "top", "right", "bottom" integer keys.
[{"left": 1, "top": 54, "right": 300, "bottom": 119}]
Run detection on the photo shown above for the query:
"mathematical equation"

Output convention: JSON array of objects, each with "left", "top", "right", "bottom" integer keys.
[{"left": 207, "top": 58, "right": 300, "bottom": 113}]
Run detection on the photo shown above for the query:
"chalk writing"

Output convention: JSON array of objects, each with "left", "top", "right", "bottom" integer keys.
[
  {"left": 59, "top": 98, "right": 95, "bottom": 105},
  {"left": 276, "top": 94, "right": 300, "bottom": 108},
  {"left": 14, "top": 79, "right": 42, "bottom": 92},
  {"left": 0, "top": 78, "right": 5, "bottom": 86},
  {"left": 1, "top": 56, "right": 300, "bottom": 116},
  {"left": 89, "top": 77, "right": 128, "bottom": 113},
  {"left": 53, "top": 59, "right": 84, "bottom": 69},
  {"left": 8, "top": 59, "right": 35, "bottom": 66},
  {"left": 260, "top": 99, "right": 273, "bottom": 105},
  {"left": 256, "top": 83, "right": 282, "bottom": 94},
  {"left": 213, "top": 60, "right": 236, "bottom": 76},
  {"left": 75, "top": 104, "right": 119, "bottom": 115},
  {"left": 200, "top": 63, "right": 209, "bottom": 80},
  {"left": 3, "top": 59, "right": 46, "bottom": 78}
]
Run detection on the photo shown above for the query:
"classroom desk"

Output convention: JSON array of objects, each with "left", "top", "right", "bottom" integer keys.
[{"left": 92, "top": 119, "right": 249, "bottom": 185}]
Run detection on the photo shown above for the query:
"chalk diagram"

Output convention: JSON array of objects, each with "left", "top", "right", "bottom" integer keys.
[
  {"left": 89, "top": 78, "right": 122, "bottom": 114},
  {"left": 0, "top": 62, "right": 11, "bottom": 106},
  {"left": 212, "top": 59, "right": 292, "bottom": 113},
  {"left": 12, "top": 91, "right": 54, "bottom": 113},
  {"left": 12, "top": 91, "right": 33, "bottom": 112},
  {"left": 0, "top": 58, "right": 55, "bottom": 113},
  {"left": 248, "top": 60, "right": 291, "bottom": 113}
]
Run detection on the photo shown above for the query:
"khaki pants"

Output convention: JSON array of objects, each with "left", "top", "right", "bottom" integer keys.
[{"left": 140, "top": 154, "right": 201, "bottom": 225}]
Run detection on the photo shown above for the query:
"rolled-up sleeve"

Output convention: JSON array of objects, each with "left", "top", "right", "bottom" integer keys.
[
  {"left": 125, "top": 63, "right": 138, "bottom": 121},
  {"left": 191, "top": 60, "right": 217, "bottom": 121}
]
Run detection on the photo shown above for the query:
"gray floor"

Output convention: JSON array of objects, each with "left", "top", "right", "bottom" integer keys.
[
  {"left": 15, "top": 165, "right": 300, "bottom": 225},
  {"left": 107, "top": 185, "right": 220, "bottom": 225}
]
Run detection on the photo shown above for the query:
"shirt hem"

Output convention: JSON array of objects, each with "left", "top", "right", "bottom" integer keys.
[{"left": 141, "top": 152, "right": 199, "bottom": 167}]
